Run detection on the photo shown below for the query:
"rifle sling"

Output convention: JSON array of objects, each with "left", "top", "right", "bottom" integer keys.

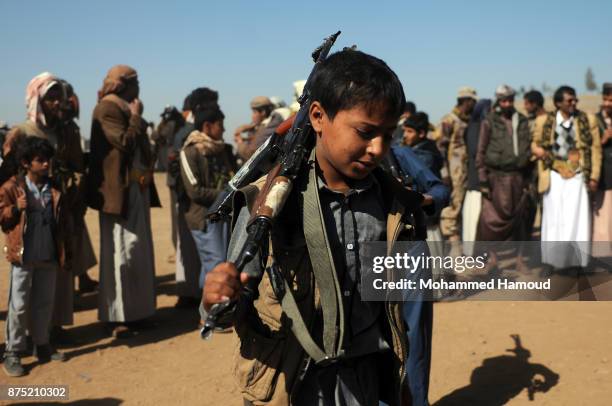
[{"left": 275, "top": 155, "right": 345, "bottom": 365}]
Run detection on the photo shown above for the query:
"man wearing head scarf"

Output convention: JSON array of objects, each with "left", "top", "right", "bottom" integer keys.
[
  {"left": 476, "top": 85, "right": 533, "bottom": 245},
  {"left": 1, "top": 73, "right": 97, "bottom": 345},
  {"left": 436, "top": 86, "right": 478, "bottom": 241},
  {"left": 87, "top": 65, "right": 160, "bottom": 337},
  {"left": 532, "top": 85, "right": 601, "bottom": 268}
]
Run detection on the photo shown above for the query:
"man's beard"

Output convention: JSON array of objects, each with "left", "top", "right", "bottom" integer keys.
[{"left": 500, "top": 106, "right": 515, "bottom": 118}]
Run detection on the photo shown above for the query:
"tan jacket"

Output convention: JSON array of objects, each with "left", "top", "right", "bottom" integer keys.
[
  {"left": 434, "top": 109, "right": 469, "bottom": 180},
  {"left": 179, "top": 142, "right": 236, "bottom": 230},
  {"left": 87, "top": 95, "right": 160, "bottom": 215},
  {"left": 532, "top": 111, "right": 602, "bottom": 193},
  {"left": 0, "top": 175, "right": 65, "bottom": 267},
  {"left": 231, "top": 167, "right": 418, "bottom": 406}
]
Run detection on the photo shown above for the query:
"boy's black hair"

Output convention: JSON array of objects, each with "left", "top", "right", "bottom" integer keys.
[
  {"left": 553, "top": 85, "right": 576, "bottom": 105},
  {"left": 524, "top": 90, "right": 544, "bottom": 108},
  {"left": 182, "top": 95, "right": 192, "bottom": 112},
  {"left": 183, "top": 87, "right": 219, "bottom": 112},
  {"left": 194, "top": 102, "right": 225, "bottom": 131},
  {"left": 403, "top": 111, "right": 430, "bottom": 134},
  {"left": 309, "top": 49, "right": 405, "bottom": 121},
  {"left": 17, "top": 136, "right": 55, "bottom": 166},
  {"left": 189, "top": 87, "right": 219, "bottom": 111},
  {"left": 404, "top": 101, "right": 417, "bottom": 115}
]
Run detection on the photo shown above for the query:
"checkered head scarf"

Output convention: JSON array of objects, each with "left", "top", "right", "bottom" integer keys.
[{"left": 25, "top": 72, "right": 60, "bottom": 127}]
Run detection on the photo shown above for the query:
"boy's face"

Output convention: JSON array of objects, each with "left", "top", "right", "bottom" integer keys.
[
  {"left": 251, "top": 108, "right": 267, "bottom": 125},
  {"left": 311, "top": 102, "right": 397, "bottom": 181},
  {"left": 402, "top": 126, "right": 421, "bottom": 146},
  {"left": 205, "top": 119, "right": 225, "bottom": 140},
  {"left": 24, "top": 156, "right": 50, "bottom": 177}
]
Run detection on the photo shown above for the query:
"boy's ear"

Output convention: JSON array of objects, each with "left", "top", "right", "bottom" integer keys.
[{"left": 309, "top": 101, "right": 326, "bottom": 134}]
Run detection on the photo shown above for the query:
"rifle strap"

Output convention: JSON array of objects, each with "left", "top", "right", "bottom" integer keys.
[
  {"left": 278, "top": 278, "right": 328, "bottom": 363},
  {"left": 274, "top": 152, "right": 345, "bottom": 364},
  {"left": 302, "top": 157, "right": 345, "bottom": 358}
]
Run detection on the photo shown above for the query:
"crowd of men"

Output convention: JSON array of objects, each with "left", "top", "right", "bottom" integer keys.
[
  {"left": 430, "top": 84, "right": 611, "bottom": 270},
  {"left": 0, "top": 59, "right": 610, "bottom": 406}
]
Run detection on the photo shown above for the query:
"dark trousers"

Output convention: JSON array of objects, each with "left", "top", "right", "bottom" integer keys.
[{"left": 402, "top": 299, "right": 433, "bottom": 406}]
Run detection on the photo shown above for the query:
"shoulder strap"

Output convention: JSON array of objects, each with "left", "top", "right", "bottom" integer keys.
[
  {"left": 267, "top": 154, "right": 346, "bottom": 365},
  {"left": 301, "top": 159, "right": 344, "bottom": 359}
]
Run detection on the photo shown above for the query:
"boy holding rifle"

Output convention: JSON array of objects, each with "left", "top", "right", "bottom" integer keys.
[{"left": 203, "top": 48, "right": 422, "bottom": 406}]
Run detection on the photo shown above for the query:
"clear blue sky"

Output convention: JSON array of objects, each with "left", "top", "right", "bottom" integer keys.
[{"left": 1, "top": 0, "right": 611, "bottom": 139}]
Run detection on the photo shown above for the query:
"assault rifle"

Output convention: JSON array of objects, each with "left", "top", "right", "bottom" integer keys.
[{"left": 201, "top": 31, "right": 341, "bottom": 339}]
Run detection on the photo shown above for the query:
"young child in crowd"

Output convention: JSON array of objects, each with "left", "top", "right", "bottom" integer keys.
[
  {"left": 1, "top": 137, "right": 66, "bottom": 377},
  {"left": 179, "top": 104, "right": 236, "bottom": 296}
]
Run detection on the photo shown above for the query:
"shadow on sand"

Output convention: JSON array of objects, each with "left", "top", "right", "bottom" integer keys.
[
  {"left": 73, "top": 273, "right": 177, "bottom": 313},
  {"left": 59, "top": 303, "right": 201, "bottom": 360},
  {"left": 433, "top": 335, "right": 559, "bottom": 406}
]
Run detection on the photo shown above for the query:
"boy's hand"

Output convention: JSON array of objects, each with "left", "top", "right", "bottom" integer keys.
[
  {"left": 203, "top": 262, "right": 249, "bottom": 312},
  {"left": 16, "top": 189, "right": 26, "bottom": 211}
]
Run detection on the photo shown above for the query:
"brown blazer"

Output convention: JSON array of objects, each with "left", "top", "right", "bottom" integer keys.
[
  {"left": 0, "top": 175, "right": 65, "bottom": 267},
  {"left": 87, "top": 95, "right": 160, "bottom": 215}
]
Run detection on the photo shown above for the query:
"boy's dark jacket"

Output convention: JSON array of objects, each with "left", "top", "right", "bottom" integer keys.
[
  {"left": 411, "top": 138, "right": 444, "bottom": 179},
  {"left": 0, "top": 175, "right": 65, "bottom": 267},
  {"left": 229, "top": 161, "right": 420, "bottom": 406}
]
